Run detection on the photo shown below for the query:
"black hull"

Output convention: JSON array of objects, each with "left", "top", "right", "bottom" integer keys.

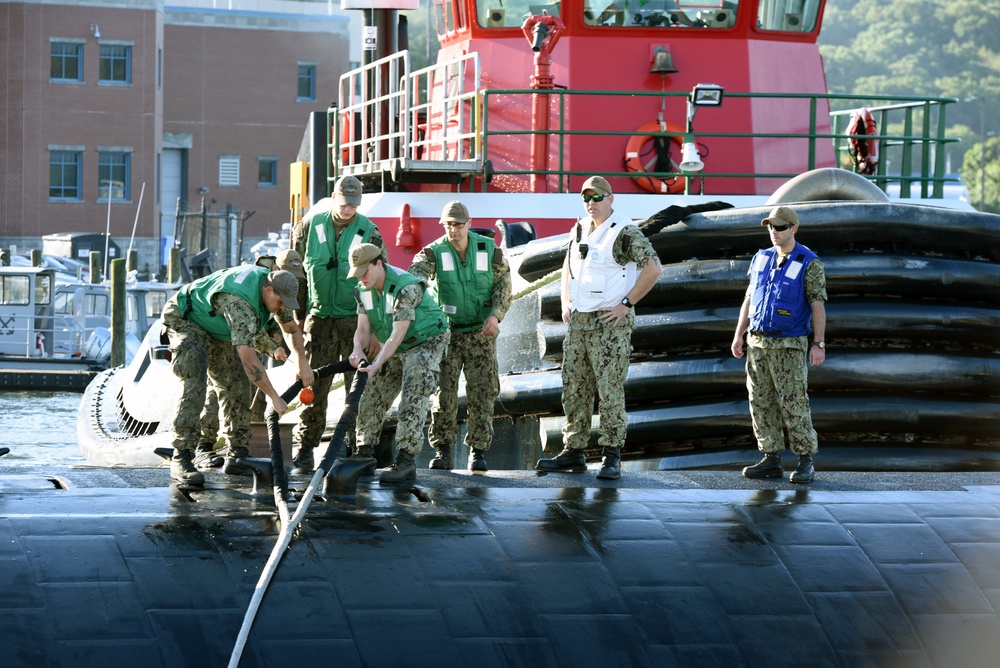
[{"left": 503, "top": 197, "right": 1000, "bottom": 453}]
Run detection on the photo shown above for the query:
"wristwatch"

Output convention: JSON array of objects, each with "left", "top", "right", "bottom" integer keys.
[
  {"left": 621, "top": 297, "right": 633, "bottom": 308},
  {"left": 811, "top": 341, "right": 825, "bottom": 349}
]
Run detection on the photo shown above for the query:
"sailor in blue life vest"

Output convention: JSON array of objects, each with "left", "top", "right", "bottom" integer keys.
[
  {"left": 408, "top": 200, "right": 512, "bottom": 474},
  {"left": 732, "top": 205, "right": 827, "bottom": 483},
  {"left": 536, "top": 176, "right": 661, "bottom": 480},
  {"left": 346, "top": 243, "right": 451, "bottom": 484}
]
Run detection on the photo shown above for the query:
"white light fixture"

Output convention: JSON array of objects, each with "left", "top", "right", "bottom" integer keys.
[
  {"left": 91, "top": 24, "right": 101, "bottom": 39},
  {"left": 691, "top": 83, "right": 724, "bottom": 107},
  {"left": 679, "top": 141, "right": 704, "bottom": 172}
]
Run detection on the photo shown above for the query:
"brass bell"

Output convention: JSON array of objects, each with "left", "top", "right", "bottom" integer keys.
[{"left": 650, "top": 45, "right": 678, "bottom": 74}]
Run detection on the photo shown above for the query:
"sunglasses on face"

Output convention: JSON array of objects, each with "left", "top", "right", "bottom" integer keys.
[
  {"left": 767, "top": 222, "right": 793, "bottom": 232},
  {"left": 582, "top": 193, "right": 608, "bottom": 203},
  {"left": 444, "top": 221, "right": 467, "bottom": 228}
]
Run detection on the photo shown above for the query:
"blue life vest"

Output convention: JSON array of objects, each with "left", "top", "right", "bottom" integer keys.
[{"left": 747, "top": 243, "right": 818, "bottom": 338}]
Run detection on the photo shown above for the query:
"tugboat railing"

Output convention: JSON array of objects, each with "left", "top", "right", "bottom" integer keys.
[{"left": 330, "top": 50, "right": 959, "bottom": 198}]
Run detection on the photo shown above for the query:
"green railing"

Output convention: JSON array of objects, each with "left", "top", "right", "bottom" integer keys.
[{"left": 475, "top": 89, "right": 959, "bottom": 197}]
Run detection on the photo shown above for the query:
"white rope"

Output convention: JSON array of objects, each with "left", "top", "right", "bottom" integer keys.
[{"left": 227, "top": 467, "right": 325, "bottom": 667}]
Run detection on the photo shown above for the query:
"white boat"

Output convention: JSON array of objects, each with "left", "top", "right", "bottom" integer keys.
[{"left": 0, "top": 265, "right": 180, "bottom": 391}]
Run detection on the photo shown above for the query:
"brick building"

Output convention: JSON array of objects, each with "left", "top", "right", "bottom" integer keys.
[{"left": 0, "top": 0, "right": 353, "bottom": 272}]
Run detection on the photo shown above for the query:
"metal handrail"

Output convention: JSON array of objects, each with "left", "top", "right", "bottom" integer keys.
[{"left": 330, "top": 50, "right": 959, "bottom": 198}]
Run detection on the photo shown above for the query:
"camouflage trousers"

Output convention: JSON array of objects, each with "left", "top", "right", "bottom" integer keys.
[
  {"left": 357, "top": 330, "right": 450, "bottom": 456},
  {"left": 199, "top": 381, "right": 220, "bottom": 444},
  {"left": 163, "top": 301, "right": 252, "bottom": 455},
  {"left": 745, "top": 345, "right": 819, "bottom": 456},
  {"left": 561, "top": 312, "right": 633, "bottom": 450},
  {"left": 429, "top": 328, "right": 499, "bottom": 452},
  {"left": 293, "top": 314, "right": 357, "bottom": 451}
]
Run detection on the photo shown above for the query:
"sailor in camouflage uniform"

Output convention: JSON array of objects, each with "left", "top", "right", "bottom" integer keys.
[
  {"left": 346, "top": 244, "right": 451, "bottom": 484},
  {"left": 536, "top": 176, "right": 661, "bottom": 480},
  {"left": 408, "top": 201, "right": 511, "bottom": 473},
  {"left": 192, "top": 254, "right": 303, "bottom": 471},
  {"left": 290, "top": 176, "right": 385, "bottom": 473},
  {"left": 732, "top": 206, "right": 827, "bottom": 483},
  {"left": 162, "top": 266, "right": 313, "bottom": 485}
]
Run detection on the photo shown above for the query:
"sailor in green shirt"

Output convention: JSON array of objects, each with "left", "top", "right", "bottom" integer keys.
[
  {"left": 408, "top": 201, "right": 511, "bottom": 473},
  {"left": 346, "top": 243, "right": 451, "bottom": 484},
  {"left": 162, "top": 267, "right": 313, "bottom": 486},
  {"left": 290, "top": 175, "right": 385, "bottom": 473}
]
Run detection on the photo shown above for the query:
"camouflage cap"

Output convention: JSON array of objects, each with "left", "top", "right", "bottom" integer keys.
[
  {"left": 274, "top": 249, "right": 305, "bottom": 278},
  {"left": 334, "top": 175, "right": 363, "bottom": 206},
  {"left": 347, "top": 243, "right": 382, "bottom": 279},
  {"left": 761, "top": 206, "right": 799, "bottom": 228},
  {"left": 580, "top": 175, "right": 612, "bottom": 197},
  {"left": 266, "top": 270, "right": 300, "bottom": 310},
  {"left": 440, "top": 200, "right": 470, "bottom": 224}
]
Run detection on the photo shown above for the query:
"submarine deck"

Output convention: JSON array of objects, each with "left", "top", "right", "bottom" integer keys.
[{"left": 3, "top": 465, "right": 1000, "bottom": 667}]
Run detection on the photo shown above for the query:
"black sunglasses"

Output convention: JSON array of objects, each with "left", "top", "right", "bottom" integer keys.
[
  {"left": 582, "top": 193, "right": 609, "bottom": 203},
  {"left": 767, "top": 222, "right": 794, "bottom": 232}
]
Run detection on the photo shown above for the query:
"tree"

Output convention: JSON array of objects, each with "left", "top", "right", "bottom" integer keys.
[
  {"left": 962, "top": 136, "right": 1000, "bottom": 213},
  {"left": 820, "top": 0, "right": 1000, "bottom": 209}
]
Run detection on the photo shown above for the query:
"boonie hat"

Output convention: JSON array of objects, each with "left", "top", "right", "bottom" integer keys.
[
  {"left": 580, "top": 175, "right": 612, "bottom": 197},
  {"left": 347, "top": 243, "right": 382, "bottom": 279},
  {"left": 267, "top": 270, "right": 300, "bottom": 310},
  {"left": 334, "top": 175, "right": 363, "bottom": 206},
  {"left": 274, "top": 249, "right": 306, "bottom": 278},
  {"left": 440, "top": 200, "right": 470, "bottom": 224},
  {"left": 761, "top": 206, "right": 799, "bottom": 228}
]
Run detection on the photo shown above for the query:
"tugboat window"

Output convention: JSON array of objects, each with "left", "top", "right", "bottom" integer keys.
[
  {"left": 757, "top": 0, "right": 819, "bottom": 32},
  {"left": 582, "top": 0, "right": 739, "bottom": 28}
]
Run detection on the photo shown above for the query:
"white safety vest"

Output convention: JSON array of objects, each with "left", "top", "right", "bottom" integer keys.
[{"left": 567, "top": 211, "right": 637, "bottom": 312}]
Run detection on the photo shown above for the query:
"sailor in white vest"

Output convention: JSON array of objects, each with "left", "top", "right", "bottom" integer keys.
[{"left": 536, "top": 176, "right": 661, "bottom": 479}]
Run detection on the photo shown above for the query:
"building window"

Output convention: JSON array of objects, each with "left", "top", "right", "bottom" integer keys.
[
  {"left": 219, "top": 155, "right": 240, "bottom": 187},
  {"left": 99, "top": 44, "right": 132, "bottom": 84},
  {"left": 297, "top": 63, "right": 316, "bottom": 101},
  {"left": 49, "top": 150, "right": 83, "bottom": 200},
  {"left": 50, "top": 42, "right": 83, "bottom": 83},
  {"left": 258, "top": 157, "right": 278, "bottom": 187},
  {"left": 98, "top": 150, "right": 131, "bottom": 201}
]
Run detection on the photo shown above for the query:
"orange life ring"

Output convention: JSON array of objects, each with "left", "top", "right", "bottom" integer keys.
[
  {"left": 847, "top": 107, "right": 879, "bottom": 175},
  {"left": 624, "top": 120, "right": 687, "bottom": 194}
]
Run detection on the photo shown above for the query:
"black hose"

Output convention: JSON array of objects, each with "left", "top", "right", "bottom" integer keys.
[
  {"left": 316, "top": 368, "right": 368, "bottom": 474},
  {"left": 264, "top": 359, "right": 355, "bottom": 503}
]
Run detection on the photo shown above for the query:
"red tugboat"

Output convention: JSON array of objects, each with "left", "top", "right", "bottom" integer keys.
[{"left": 296, "top": 0, "right": 959, "bottom": 266}]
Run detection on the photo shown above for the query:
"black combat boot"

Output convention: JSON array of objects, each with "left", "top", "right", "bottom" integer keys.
[
  {"left": 789, "top": 454, "right": 815, "bottom": 484},
  {"left": 742, "top": 452, "right": 783, "bottom": 479},
  {"left": 596, "top": 447, "right": 621, "bottom": 480},
  {"left": 290, "top": 445, "right": 315, "bottom": 474},
  {"left": 223, "top": 446, "right": 251, "bottom": 476},
  {"left": 171, "top": 449, "right": 205, "bottom": 486},
  {"left": 469, "top": 448, "right": 488, "bottom": 474},
  {"left": 379, "top": 450, "right": 417, "bottom": 483},
  {"left": 535, "top": 448, "right": 587, "bottom": 473},
  {"left": 429, "top": 445, "right": 454, "bottom": 470},
  {"left": 193, "top": 442, "right": 223, "bottom": 470}
]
